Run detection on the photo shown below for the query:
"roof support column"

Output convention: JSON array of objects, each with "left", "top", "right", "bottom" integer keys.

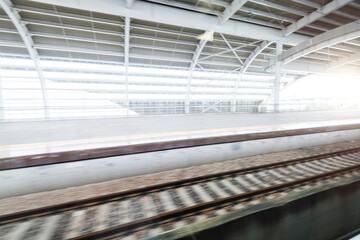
[
  {"left": 0, "top": 0, "right": 49, "bottom": 118},
  {"left": 231, "top": 72, "right": 242, "bottom": 112},
  {"left": 274, "top": 41, "right": 283, "bottom": 112},
  {"left": 185, "top": 39, "right": 207, "bottom": 114},
  {"left": 0, "top": 74, "right": 3, "bottom": 120},
  {"left": 124, "top": 16, "right": 130, "bottom": 116},
  {"left": 231, "top": 40, "right": 272, "bottom": 112}
]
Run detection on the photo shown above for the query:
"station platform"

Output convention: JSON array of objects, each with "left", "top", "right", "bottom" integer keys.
[
  {"left": 1, "top": 110, "right": 360, "bottom": 160},
  {"left": 1, "top": 110, "right": 360, "bottom": 198}
]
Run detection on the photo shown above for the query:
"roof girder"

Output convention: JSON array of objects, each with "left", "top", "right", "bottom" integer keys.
[
  {"left": 28, "top": 0, "right": 308, "bottom": 45},
  {"left": 327, "top": 51, "right": 360, "bottom": 70},
  {"left": 279, "top": 20, "right": 360, "bottom": 64},
  {"left": 220, "top": 0, "right": 248, "bottom": 24},
  {"left": 283, "top": 0, "right": 353, "bottom": 36}
]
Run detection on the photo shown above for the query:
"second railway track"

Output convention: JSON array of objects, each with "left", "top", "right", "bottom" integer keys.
[{"left": 1, "top": 147, "right": 360, "bottom": 239}]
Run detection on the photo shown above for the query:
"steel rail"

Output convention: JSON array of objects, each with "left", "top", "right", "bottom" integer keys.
[
  {"left": 70, "top": 159, "right": 360, "bottom": 239},
  {"left": 1, "top": 147, "right": 360, "bottom": 224}
]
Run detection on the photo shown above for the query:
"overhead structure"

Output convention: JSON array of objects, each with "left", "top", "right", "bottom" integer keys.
[
  {"left": 124, "top": 16, "right": 130, "bottom": 115},
  {"left": 220, "top": 0, "right": 248, "bottom": 24},
  {"left": 0, "top": 0, "right": 49, "bottom": 117},
  {"left": 185, "top": 38, "right": 207, "bottom": 114},
  {"left": 231, "top": 40, "right": 272, "bottom": 112},
  {"left": 328, "top": 52, "right": 360, "bottom": 70},
  {"left": 283, "top": 0, "right": 353, "bottom": 36},
  {"left": 279, "top": 20, "right": 360, "bottom": 67},
  {"left": 28, "top": 0, "right": 308, "bottom": 45},
  {"left": 0, "top": 0, "right": 358, "bottom": 119}
]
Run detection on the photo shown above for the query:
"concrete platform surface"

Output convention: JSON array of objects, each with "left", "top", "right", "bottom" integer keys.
[{"left": 1, "top": 110, "right": 360, "bottom": 158}]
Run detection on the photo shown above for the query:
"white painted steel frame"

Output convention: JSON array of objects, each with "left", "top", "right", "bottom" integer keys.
[
  {"left": 280, "top": 20, "right": 360, "bottom": 64},
  {"left": 0, "top": 0, "right": 49, "bottom": 117},
  {"left": 283, "top": 0, "right": 353, "bottom": 36},
  {"left": 185, "top": 39, "right": 207, "bottom": 114},
  {"left": 327, "top": 52, "right": 360, "bottom": 70},
  {"left": 274, "top": 42, "right": 283, "bottom": 112},
  {"left": 231, "top": 40, "right": 272, "bottom": 112},
  {"left": 28, "top": 0, "right": 308, "bottom": 45},
  {"left": 220, "top": 0, "right": 248, "bottom": 24},
  {"left": 220, "top": 33, "right": 244, "bottom": 65},
  {"left": 125, "top": 16, "right": 130, "bottom": 115}
]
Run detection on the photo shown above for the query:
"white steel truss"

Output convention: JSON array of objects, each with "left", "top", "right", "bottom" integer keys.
[
  {"left": 327, "top": 52, "right": 360, "bottom": 70},
  {"left": 231, "top": 40, "right": 272, "bottom": 112},
  {"left": 185, "top": 39, "right": 207, "bottom": 113},
  {"left": 0, "top": 0, "right": 49, "bottom": 117},
  {"left": 260, "top": 75, "right": 306, "bottom": 108},
  {"left": 28, "top": 0, "right": 308, "bottom": 45},
  {"left": 283, "top": 0, "right": 353, "bottom": 36},
  {"left": 220, "top": 0, "right": 248, "bottom": 24},
  {"left": 291, "top": 0, "right": 321, "bottom": 9},
  {"left": 220, "top": 33, "right": 244, "bottom": 65},
  {"left": 280, "top": 20, "right": 360, "bottom": 64}
]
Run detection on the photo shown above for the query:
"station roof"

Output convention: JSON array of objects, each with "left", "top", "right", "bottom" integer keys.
[
  {"left": 0, "top": 0, "right": 358, "bottom": 74},
  {"left": 0, "top": 0, "right": 359, "bottom": 119}
]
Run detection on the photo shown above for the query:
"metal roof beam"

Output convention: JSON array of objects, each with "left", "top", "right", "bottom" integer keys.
[
  {"left": 0, "top": 0, "right": 49, "bottom": 117},
  {"left": 220, "top": 33, "right": 244, "bottom": 65},
  {"left": 220, "top": 0, "right": 248, "bottom": 24},
  {"left": 291, "top": 0, "right": 321, "bottom": 9},
  {"left": 334, "top": 10, "right": 359, "bottom": 21},
  {"left": 15, "top": 5, "right": 123, "bottom": 26},
  {"left": 249, "top": 0, "right": 307, "bottom": 16},
  {"left": 283, "top": 0, "right": 353, "bottom": 36},
  {"left": 280, "top": 20, "right": 360, "bottom": 64},
  {"left": 29, "top": 0, "right": 308, "bottom": 45},
  {"left": 199, "top": 40, "right": 264, "bottom": 62},
  {"left": 242, "top": 41, "right": 273, "bottom": 73},
  {"left": 35, "top": 44, "right": 125, "bottom": 57},
  {"left": 22, "top": 18, "right": 124, "bottom": 37},
  {"left": 30, "top": 31, "right": 124, "bottom": 46},
  {"left": 327, "top": 52, "right": 360, "bottom": 70},
  {"left": 275, "top": 61, "right": 360, "bottom": 75}
]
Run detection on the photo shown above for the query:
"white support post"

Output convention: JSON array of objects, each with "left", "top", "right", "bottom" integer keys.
[
  {"left": 0, "top": 74, "right": 3, "bottom": 120},
  {"left": 126, "top": 0, "right": 135, "bottom": 8},
  {"left": 0, "top": 0, "right": 49, "bottom": 118},
  {"left": 185, "top": 39, "right": 207, "bottom": 114},
  {"left": 124, "top": 16, "right": 130, "bottom": 116},
  {"left": 231, "top": 71, "right": 243, "bottom": 112},
  {"left": 274, "top": 41, "right": 283, "bottom": 112},
  {"left": 231, "top": 40, "right": 272, "bottom": 112}
]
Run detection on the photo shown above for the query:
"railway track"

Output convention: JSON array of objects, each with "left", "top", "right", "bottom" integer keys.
[{"left": 1, "top": 148, "right": 360, "bottom": 240}]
